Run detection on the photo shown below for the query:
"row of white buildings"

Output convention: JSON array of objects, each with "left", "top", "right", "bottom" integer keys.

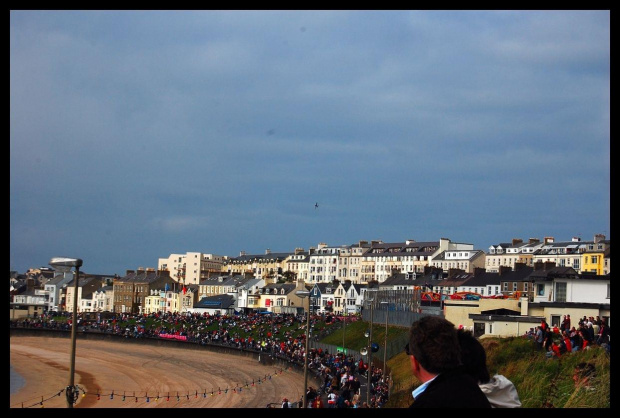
[{"left": 157, "top": 234, "right": 609, "bottom": 286}]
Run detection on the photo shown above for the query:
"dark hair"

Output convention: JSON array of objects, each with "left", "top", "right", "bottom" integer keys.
[
  {"left": 408, "top": 316, "right": 461, "bottom": 374},
  {"left": 457, "top": 329, "right": 491, "bottom": 384}
]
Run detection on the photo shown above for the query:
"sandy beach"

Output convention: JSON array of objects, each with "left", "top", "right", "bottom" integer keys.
[{"left": 10, "top": 336, "right": 304, "bottom": 409}]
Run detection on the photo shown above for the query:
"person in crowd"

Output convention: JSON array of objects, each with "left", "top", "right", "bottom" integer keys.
[
  {"left": 535, "top": 326, "right": 545, "bottom": 350},
  {"left": 350, "top": 376, "right": 361, "bottom": 396},
  {"left": 562, "top": 315, "right": 568, "bottom": 332},
  {"left": 597, "top": 319, "right": 610, "bottom": 345},
  {"left": 569, "top": 327, "right": 582, "bottom": 353},
  {"left": 524, "top": 327, "right": 536, "bottom": 340},
  {"left": 406, "top": 316, "right": 491, "bottom": 408},
  {"left": 585, "top": 322, "right": 596, "bottom": 345},
  {"left": 562, "top": 331, "right": 573, "bottom": 354},
  {"left": 543, "top": 326, "right": 554, "bottom": 353},
  {"left": 546, "top": 340, "right": 562, "bottom": 359},
  {"left": 327, "top": 388, "right": 339, "bottom": 408},
  {"left": 312, "top": 395, "right": 324, "bottom": 408},
  {"left": 457, "top": 329, "right": 521, "bottom": 408},
  {"left": 578, "top": 328, "right": 590, "bottom": 350}
]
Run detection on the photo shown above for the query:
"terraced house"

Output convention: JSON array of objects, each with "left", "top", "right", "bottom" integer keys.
[
  {"left": 531, "top": 234, "right": 609, "bottom": 273},
  {"left": 224, "top": 249, "right": 292, "bottom": 281},
  {"left": 486, "top": 238, "right": 543, "bottom": 272},
  {"left": 113, "top": 268, "right": 176, "bottom": 314}
]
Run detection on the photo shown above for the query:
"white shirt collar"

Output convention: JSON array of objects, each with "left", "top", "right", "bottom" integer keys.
[{"left": 412, "top": 374, "right": 438, "bottom": 400}]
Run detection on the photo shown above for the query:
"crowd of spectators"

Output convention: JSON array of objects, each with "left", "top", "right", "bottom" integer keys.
[
  {"left": 524, "top": 314, "right": 610, "bottom": 358},
  {"left": 303, "top": 347, "right": 390, "bottom": 408},
  {"left": 11, "top": 310, "right": 391, "bottom": 408}
]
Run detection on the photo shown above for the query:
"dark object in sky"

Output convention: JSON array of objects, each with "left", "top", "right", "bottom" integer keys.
[{"left": 315, "top": 202, "right": 319, "bottom": 209}]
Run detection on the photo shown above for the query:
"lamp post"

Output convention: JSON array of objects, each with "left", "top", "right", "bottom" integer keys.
[
  {"left": 380, "top": 301, "right": 389, "bottom": 382},
  {"left": 296, "top": 289, "right": 311, "bottom": 408},
  {"left": 365, "top": 293, "right": 374, "bottom": 406},
  {"left": 49, "top": 257, "right": 83, "bottom": 408},
  {"left": 342, "top": 305, "right": 347, "bottom": 354}
]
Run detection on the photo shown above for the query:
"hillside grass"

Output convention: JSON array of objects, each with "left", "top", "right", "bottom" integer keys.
[{"left": 385, "top": 332, "right": 610, "bottom": 408}]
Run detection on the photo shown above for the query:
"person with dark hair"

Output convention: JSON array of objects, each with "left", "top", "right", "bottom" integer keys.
[
  {"left": 457, "top": 329, "right": 521, "bottom": 408},
  {"left": 570, "top": 327, "right": 583, "bottom": 352},
  {"left": 406, "top": 316, "right": 491, "bottom": 408},
  {"left": 543, "top": 326, "right": 554, "bottom": 353},
  {"left": 597, "top": 320, "right": 610, "bottom": 345}
]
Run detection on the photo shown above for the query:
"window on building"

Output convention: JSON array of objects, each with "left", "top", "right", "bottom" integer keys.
[
  {"left": 555, "top": 282, "right": 567, "bottom": 302},
  {"left": 512, "top": 282, "right": 517, "bottom": 291},
  {"left": 537, "top": 284, "right": 545, "bottom": 296}
]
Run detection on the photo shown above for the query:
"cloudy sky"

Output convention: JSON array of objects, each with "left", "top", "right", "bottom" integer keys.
[{"left": 10, "top": 10, "right": 610, "bottom": 275}]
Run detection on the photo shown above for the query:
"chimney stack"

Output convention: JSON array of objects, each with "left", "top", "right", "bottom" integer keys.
[
  {"left": 473, "top": 267, "right": 486, "bottom": 277},
  {"left": 544, "top": 261, "right": 556, "bottom": 270},
  {"left": 499, "top": 265, "right": 512, "bottom": 276}
]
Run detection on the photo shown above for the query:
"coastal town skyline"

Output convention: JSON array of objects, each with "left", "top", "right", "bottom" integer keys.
[{"left": 14, "top": 232, "right": 608, "bottom": 278}]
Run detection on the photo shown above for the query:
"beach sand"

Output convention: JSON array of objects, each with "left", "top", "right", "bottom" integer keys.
[{"left": 10, "top": 336, "right": 304, "bottom": 409}]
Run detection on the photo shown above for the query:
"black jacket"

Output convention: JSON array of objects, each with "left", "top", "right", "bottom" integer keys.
[{"left": 409, "top": 368, "right": 492, "bottom": 408}]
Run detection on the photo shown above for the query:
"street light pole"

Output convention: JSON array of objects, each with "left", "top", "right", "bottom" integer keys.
[
  {"left": 381, "top": 301, "right": 389, "bottom": 382},
  {"left": 367, "top": 301, "right": 373, "bottom": 405},
  {"left": 49, "top": 257, "right": 83, "bottom": 409},
  {"left": 366, "top": 294, "right": 374, "bottom": 406},
  {"left": 295, "top": 289, "right": 311, "bottom": 408},
  {"left": 342, "top": 306, "right": 346, "bottom": 354}
]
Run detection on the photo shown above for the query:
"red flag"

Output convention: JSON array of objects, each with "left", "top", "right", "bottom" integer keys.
[{"left": 183, "top": 286, "right": 187, "bottom": 294}]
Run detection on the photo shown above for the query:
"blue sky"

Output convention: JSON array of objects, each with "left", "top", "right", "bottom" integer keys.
[{"left": 10, "top": 10, "right": 610, "bottom": 275}]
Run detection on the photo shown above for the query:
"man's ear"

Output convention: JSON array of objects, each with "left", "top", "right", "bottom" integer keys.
[{"left": 410, "top": 353, "right": 419, "bottom": 372}]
